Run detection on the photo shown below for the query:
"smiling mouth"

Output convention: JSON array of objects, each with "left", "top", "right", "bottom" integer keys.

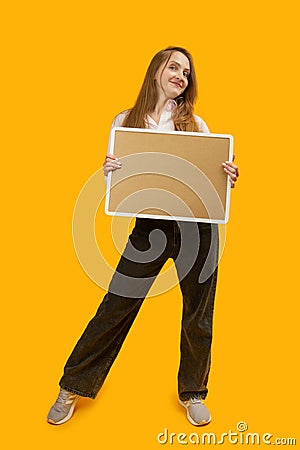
[{"left": 170, "top": 81, "right": 182, "bottom": 89}]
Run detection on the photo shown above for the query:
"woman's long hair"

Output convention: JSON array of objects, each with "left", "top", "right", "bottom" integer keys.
[{"left": 122, "top": 46, "right": 201, "bottom": 132}]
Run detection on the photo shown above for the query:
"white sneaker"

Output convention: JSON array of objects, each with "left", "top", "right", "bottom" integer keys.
[
  {"left": 179, "top": 396, "right": 211, "bottom": 426},
  {"left": 47, "top": 388, "right": 79, "bottom": 425}
]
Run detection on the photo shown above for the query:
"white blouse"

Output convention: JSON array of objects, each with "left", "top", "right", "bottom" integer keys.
[{"left": 109, "top": 99, "right": 210, "bottom": 133}]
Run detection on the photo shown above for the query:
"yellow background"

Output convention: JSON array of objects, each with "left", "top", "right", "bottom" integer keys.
[{"left": 1, "top": 0, "right": 299, "bottom": 448}]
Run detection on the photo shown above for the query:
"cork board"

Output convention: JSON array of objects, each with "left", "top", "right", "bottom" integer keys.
[{"left": 105, "top": 127, "right": 234, "bottom": 223}]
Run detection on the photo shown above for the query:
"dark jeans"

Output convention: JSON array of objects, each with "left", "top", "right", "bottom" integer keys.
[{"left": 59, "top": 218, "right": 219, "bottom": 400}]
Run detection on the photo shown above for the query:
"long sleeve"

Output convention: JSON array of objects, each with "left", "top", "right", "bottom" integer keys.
[
  {"left": 104, "top": 111, "right": 129, "bottom": 183},
  {"left": 194, "top": 115, "right": 210, "bottom": 133}
]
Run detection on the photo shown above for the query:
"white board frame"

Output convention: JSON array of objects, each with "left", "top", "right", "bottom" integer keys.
[{"left": 105, "top": 127, "right": 234, "bottom": 224}]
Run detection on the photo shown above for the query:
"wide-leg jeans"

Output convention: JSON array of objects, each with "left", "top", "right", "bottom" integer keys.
[{"left": 59, "top": 218, "right": 219, "bottom": 400}]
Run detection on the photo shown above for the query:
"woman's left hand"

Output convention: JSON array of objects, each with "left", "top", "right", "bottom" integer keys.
[{"left": 222, "top": 155, "right": 239, "bottom": 188}]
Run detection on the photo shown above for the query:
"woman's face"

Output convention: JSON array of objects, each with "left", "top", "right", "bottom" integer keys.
[{"left": 155, "top": 51, "right": 190, "bottom": 100}]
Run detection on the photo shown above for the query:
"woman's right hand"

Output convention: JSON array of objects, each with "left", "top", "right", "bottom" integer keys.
[{"left": 103, "top": 153, "right": 122, "bottom": 176}]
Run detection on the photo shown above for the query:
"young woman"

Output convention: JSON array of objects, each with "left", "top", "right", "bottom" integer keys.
[{"left": 47, "top": 46, "right": 239, "bottom": 427}]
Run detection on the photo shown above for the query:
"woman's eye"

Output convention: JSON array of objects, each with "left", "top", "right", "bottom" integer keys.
[
  {"left": 169, "top": 65, "right": 176, "bottom": 70},
  {"left": 183, "top": 72, "right": 189, "bottom": 78}
]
